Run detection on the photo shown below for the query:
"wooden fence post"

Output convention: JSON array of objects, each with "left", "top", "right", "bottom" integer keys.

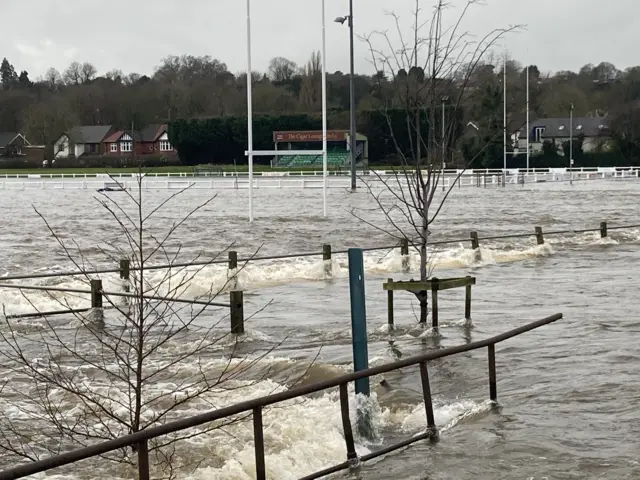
[
  {"left": 470, "top": 231, "right": 479, "bottom": 250},
  {"left": 119, "top": 259, "right": 130, "bottom": 280},
  {"left": 323, "top": 244, "right": 332, "bottom": 276},
  {"left": 119, "top": 259, "right": 131, "bottom": 295},
  {"left": 430, "top": 278, "right": 439, "bottom": 329},
  {"left": 535, "top": 226, "right": 545, "bottom": 245},
  {"left": 401, "top": 238, "right": 409, "bottom": 273},
  {"left": 465, "top": 276, "right": 472, "bottom": 321},
  {"left": 600, "top": 221, "right": 608, "bottom": 238},
  {"left": 90, "top": 279, "right": 103, "bottom": 308},
  {"left": 228, "top": 251, "right": 238, "bottom": 270},
  {"left": 387, "top": 278, "right": 394, "bottom": 330},
  {"left": 230, "top": 291, "right": 244, "bottom": 334}
]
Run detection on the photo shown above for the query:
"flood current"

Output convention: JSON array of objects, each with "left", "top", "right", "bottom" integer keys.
[{"left": 0, "top": 178, "right": 639, "bottom": 479}]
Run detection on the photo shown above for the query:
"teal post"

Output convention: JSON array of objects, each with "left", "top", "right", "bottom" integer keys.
[{"left": 348, "top": 248, "right": 370, "bottom": 396}]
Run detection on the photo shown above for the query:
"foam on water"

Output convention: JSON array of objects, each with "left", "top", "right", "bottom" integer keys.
[{"left": 1, "top": 229, "right": 626, "bottom": 316}]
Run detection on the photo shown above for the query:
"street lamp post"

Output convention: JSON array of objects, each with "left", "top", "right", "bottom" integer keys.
[
  {"left": 569, "top": 103, "right": 574, "bottom": 185},
  {"left": 441, "top": 96, "right": 449, "bottom": 191},
  {"left": 335, "top": 0, "right": 357, "bottom": 191}
]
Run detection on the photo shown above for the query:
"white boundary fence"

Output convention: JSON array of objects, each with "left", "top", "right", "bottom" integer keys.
[{"left": 0, "top": 167, "right": 637, "bottom": 191}]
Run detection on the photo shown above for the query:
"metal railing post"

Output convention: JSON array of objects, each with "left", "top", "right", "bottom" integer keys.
[
  {"left": 137, "top": 440, "right": 150, "bottom": 480},
  {"left": 419, "top": 362, "right": 437, "bottom": 438},
  {"left": 339, "top": 383, "right": 358, "bottom": 464},
  {"left": 488, "top": 344, "right": 497, "bottom": 403},
  {"left": 253, "top": 407, "right": 266, "bottom": 480}
]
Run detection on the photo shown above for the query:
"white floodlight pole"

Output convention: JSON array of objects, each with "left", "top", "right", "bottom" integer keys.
[
  {"left": 246, "top": 0, "right": 254, "bottom": 222},
  {"left": 526, "top": 64, "right": 530, "bottom": 172},
  {"left": 503, "top": 53, "right": 507, "bottom": 186},
  {"left": 321, "top": 0, "right": 328, "bottom": 217}
]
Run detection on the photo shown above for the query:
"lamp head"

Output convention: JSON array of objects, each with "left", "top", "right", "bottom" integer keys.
[{"left": 334, "top": 16, "right": 347, "bottom": 24}]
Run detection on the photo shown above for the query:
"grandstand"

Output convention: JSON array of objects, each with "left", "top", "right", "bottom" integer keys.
[{"left": 272, "top": 130, "right": 368, "bottom": 168}]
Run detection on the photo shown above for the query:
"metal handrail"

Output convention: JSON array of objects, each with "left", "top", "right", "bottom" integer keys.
[{"left": 0, "top": 313, "right": 563, "bottom": 480}]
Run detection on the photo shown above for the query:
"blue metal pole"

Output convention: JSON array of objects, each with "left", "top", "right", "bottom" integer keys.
[{"left": 348, "top": 248, "right": 370, "bottom": 396}]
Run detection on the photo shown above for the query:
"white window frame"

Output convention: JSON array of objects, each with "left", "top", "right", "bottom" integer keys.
[
  {"left": 159, "top": 140, "right": 172, "bottom": 151},
  {"left": 120, "top": 141, "right": 132, "bottom": 153},
  {"left": 110, "top": 143, "right": 118, "bottom": 153},
  {"left": 534, "top": 127, "right": 545, "bottom": 143}
]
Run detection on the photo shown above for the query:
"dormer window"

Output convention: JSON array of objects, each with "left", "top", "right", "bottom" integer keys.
[
  {"left": 558, "top": 125, "right": 565, "bottom": 130},
  {"left": 576, "top": 125, "right": 583, "bottom": 130},
  {"left": 534, "top": 126, "right": 545, "bottom": 142}
]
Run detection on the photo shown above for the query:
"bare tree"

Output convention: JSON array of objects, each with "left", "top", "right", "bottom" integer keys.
[
  {"left": 356, "top": 0, "right": 520, "bottom": 325},
  {"left": 267, "top": 57, "right": 298, "bottom": 83},
  {"left": 0, "top": 172, "right": 318, "bottom": 478},
  {"left": 81, "top": 62, "right": 98, "bottom": 83},
  {"left": 44, "top": 68, "right": 63, "bottom": 90}
]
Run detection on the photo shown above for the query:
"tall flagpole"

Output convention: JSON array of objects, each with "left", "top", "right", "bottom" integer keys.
[
  {"left": 526, "top": 65, "right": 530, "bottom": 172},
  {"left": 246, "top": 0, "right": 254, "bottom": 222},
  {"left": 321, "top": 0, "right": 328, "bottom": 217}
]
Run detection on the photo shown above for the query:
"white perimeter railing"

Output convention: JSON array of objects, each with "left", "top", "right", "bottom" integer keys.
[{"left": 0, "top": 167, "right": 637, "bottom": 190}]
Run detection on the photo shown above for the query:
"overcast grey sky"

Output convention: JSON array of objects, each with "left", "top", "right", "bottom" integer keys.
[{"left": 1, "top": 0, "right": 637, "bottom": 79}]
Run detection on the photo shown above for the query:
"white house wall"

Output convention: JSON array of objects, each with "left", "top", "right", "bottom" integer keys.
[{"left": 74, "top": 144, "right": 85, "bottom": 157}]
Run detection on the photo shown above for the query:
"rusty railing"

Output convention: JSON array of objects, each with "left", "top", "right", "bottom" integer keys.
[{"left": 0, "top": 313, "right": 563, "bottom": 480}]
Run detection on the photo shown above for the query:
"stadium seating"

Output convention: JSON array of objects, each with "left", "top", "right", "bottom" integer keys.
[{"left": 276, "top": 149, "right": 350, "bottom": 167}]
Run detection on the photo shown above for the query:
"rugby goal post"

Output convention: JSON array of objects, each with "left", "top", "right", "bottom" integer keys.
[{"left": 245, "top": 0, "right": 329, "bottom": 222}]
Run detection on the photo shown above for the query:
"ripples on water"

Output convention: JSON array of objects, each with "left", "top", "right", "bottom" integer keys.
[{"left": 0, "top": 179, "right": 640, "bottom": 479}]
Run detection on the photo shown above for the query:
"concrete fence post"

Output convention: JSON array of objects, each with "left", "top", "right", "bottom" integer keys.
[{"left": 535, "top": 226, "right": 545, "bottom": 245}]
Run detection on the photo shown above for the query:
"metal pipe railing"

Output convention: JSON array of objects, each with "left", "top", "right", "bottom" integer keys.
[
  {"left": 0, "top": 283, "right": 230, "bottom": 309},
  {"left": 0, "top": 312, "right": 563, "bottom": 480}
]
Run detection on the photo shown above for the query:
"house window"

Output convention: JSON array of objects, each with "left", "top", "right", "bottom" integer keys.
[
  {"left": 534, "top": 127, "right": 545, "bottom": 143},
  {"left": 120, "top": 141, "right": 132, "bottom": 152},
  {"left": 110, "top": 143, "right": 118, "bottom": 153},
  {"left": 159, "top": 140, "right": 172, "bottom": 151}
]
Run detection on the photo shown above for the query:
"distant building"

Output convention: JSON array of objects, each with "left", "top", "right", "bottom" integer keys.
[
  {"left": 54, "top": 124, "right": 175, "bottom": 161},
  {"left": 0, "top": 133, "right": 45, "bottom": 165},
  {"left": 103, "top": 124, "right": 174, "bottom": 156},
  {"left": 514, "top": 117, "right": 611, "bottom": 154},
  {"left": 54, "top": 125, "right": 114, "bottom": 159},
  {"left": 0, "top": 132, "right": 29, "bottom": 156}
]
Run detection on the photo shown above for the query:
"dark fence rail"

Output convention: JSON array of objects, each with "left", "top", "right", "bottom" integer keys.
[
  {"left": 0, "top": 313, "right": 563, "bottom": 480},
  {"left": 0, "top": 220, "right": 635, "bottom": 283}
]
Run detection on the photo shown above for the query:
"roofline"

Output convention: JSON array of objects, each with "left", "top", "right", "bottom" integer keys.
[{"left": 2, "top": 133, "right": 30, "bottom": 147}]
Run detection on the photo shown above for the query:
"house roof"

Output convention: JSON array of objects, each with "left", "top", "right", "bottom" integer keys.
[
  {"left": 0, "top": 132, "right": 28, "bottom": 147},
  {"left": 520, "top": 117, "right": 609, "bottom": 137},
  {"left": 67, "top": 125, "right": 113, "bottom": 144},
  {"left": 103, "top": 131, "right": 125, "bottom": 143},
  {"left": 139, "top": 124, "right": 167, "bottom": 142}
]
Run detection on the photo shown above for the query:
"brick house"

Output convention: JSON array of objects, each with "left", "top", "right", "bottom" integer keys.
[{"left": 103, "top": 124, "right": 175, "bottom": 156}]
